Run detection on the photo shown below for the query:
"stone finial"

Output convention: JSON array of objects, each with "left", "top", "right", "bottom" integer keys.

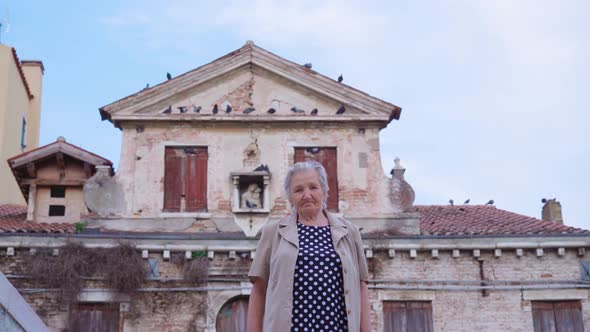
[
  {"left": 245, "top": 40, "right": 254, "bottom": 46},
  {"left": 56, "top": 136, "right": 66, "bottom": 142},
  {"left": 389, "top": 157, "right": 415, "bottom": 212}
]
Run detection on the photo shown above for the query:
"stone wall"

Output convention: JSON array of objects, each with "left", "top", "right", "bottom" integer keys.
[{"left": 1, "top": 245, "right": 589, "bottom": 331}]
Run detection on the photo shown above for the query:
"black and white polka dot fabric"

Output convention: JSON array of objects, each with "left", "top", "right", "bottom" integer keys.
[{"left": 291, "top": 222, "right": 348, "bottom": 332}]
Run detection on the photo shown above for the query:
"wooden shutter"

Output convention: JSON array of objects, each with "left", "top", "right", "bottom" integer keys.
[
  {"left": 185, "top": 147, "right": 208, "bottom": 212},
  {"left": 216, "top": 296, "right": 249, "bottom": 332},
  {"left": 383, "top": 301, "right": 433, "bottom": 332},
  {"left": 68, "top": 303, "right": 120, "bottom": 332},
  {"left": 554, "top": 301, "right": 584, "bottom": 332},
  {"left": 533, "top": 301, "right": 584, "bottom": 332},
  {"left": 164, "top": 147, "right": 184, "bottom": 212},
  {"left": 293, "top": 147, "right": 339, "bottom": 212}
]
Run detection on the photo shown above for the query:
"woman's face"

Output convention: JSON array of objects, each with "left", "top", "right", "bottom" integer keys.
[{"left": 289, "top": 169, "right": 326, "bottom": 216}]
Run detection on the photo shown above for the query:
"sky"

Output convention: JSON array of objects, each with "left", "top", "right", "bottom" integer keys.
[{"left": 2, "top": 1, "right": 589, "bottom": 229}]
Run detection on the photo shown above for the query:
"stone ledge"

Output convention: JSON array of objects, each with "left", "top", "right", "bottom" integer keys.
[{"left": 522, "top": 289, "right": 589, "bottom": 301}]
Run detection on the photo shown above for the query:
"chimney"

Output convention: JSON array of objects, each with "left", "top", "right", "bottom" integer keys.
[{"left": 541, "top": 198, "right": 563, "bottom": 224}]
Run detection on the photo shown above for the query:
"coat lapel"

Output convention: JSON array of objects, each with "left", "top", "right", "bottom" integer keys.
[
  {"left": 278, "top": 214, "right": 299, "bottom": 248},
  {"left": 326, "top": 211, "right": 349, "bottom": 247}
]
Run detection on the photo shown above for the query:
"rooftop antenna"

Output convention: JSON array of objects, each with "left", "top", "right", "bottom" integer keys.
[{"left": 0, "top": 9, "right": 10, "bottom": 43}]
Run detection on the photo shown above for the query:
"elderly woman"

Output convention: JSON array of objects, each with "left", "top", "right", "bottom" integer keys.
[{"left": 248, "top": 161, "right": 370, "bottom": 332}]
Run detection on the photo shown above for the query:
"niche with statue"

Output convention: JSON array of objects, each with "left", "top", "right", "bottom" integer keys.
[{"left": 230, "top": 171, "right": 271, "bottom": 213}]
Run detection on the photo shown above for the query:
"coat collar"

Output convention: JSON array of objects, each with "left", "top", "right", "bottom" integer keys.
[{"left": 278, "top": 210, "right": 349, "bottom": 248}]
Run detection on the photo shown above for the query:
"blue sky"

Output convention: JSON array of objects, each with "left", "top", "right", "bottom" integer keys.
[{"left": 3, "top": 1, "right": 589, "bottom": 229}]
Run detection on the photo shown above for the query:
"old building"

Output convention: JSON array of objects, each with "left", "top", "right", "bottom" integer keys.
[
  {"left": 0, "top": 43, "right": 44, "bottom": 205},
  {"left": 1, "top": 41, "right": 589, "bottom": 331}
]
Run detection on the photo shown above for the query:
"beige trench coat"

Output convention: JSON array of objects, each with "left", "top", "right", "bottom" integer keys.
[{"left": 249, "top": 211, "right": 369, "bottom": 331}]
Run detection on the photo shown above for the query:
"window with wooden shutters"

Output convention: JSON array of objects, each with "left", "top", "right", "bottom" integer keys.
[
  {"left": 293, "top": 147, "right": 338, "bottom": 212},
  {"left": 383, "top": 301, "right": 434, "bottom": 332},
  {"left": 163, "top": 146, "right": 208, "bottom": 212},
  {"left": 68, "top": 303, "right": 120, "bottom": 332},
  {"left": 532, "top": 301, "right": 584, "bottom": 332}
]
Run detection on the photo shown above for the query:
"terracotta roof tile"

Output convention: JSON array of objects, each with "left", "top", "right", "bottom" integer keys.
[
  {"left": 0, "top": 204, "right": 74, "bottom": 233},
  {"left": 413, "top": 205, "right": 590, "bottom": 236}
]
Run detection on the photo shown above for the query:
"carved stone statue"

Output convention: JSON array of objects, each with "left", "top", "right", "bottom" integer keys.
[{"left": 241, "top": 183, "right": 262, "bottom": 209}]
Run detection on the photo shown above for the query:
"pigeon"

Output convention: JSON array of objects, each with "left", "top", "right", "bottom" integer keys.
[
  {"left": 464, "top": 199, "right": 470, "bottom": 205},
  {"left": 166, "top": 72, "right": 172, "bottom": 80},
  {"left": 212, "top": 104, "right": 218, "bottom": 114},
  {"left": 336, "top": 105, "right": 346, "bottom": 114},
  {"left": 304, "top": 63, "right": 312, "bottom": 69},
  {"left": 310, "top": 108, "right": 318, "bottom": 116},
  {"left": 145, "top": 83, "right": 150, "bottom": 89},
  {"left": 177, "top": 106, "right": 188, "bottom": 113},
  {"left": 267, "top": 108, "right": 277, "bottom": 114},
  {"left": 449, "top": 199, "right": 454, "bottom": 206},
  {"left": 193, "top": 106, "right": 202, "bottom": 113},
  {"left": 163, "top": 105, "right": 172, "bottom": 114},
  {"left": 225, "top": 104, "right": 233, "bottom": 113},
  {"left": 253, "top": 164, "right": 270, "bottom": 172},
  {"left": 291, "top": 106, "right": 305, "bottom": 114},
  {"left": 243, "top": 107, "right": 256, "bottom": 114},
  {"left": 338, "top": 74, "right": 343, "bottom": 83},
  {"left": 245, "top": 200, "right": 258, "bottom": 208},
  {"left": 486, "top": 200, "right": 495, "bottom": 205}
]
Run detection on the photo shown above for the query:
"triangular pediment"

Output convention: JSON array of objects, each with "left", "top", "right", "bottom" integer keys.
[{"left": 100, "top": 41, "right": 401, "bottom": 126}]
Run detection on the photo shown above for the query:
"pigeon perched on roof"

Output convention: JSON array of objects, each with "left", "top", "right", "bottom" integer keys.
[
  {"left": 338, "top": 74, "right": 343, "bottom": 83},
  {"left": 310, "top": 108, "right": 318, "bottom": 116},
  {"left": 243, "top": 107, "right": 256, "bottom": 114},
  {"left": 336, "top": 105, "right": 346, "bottom": 114},
  {"left": 464, "top": 199, "right": 470, "bottom": 205},
  {"left": 163, "top": 105, "right": 172, "bottom": 114},
  {"left": 178, "top": 106, "right": 188, "bottom": 113},
  {"left": 486, "top": 200, "right": 494, "bottom": 205},
  {"left": 167, "top": 72, "right": 172, "bottom": 80},
  {"left": 449, "top": 199, "right": 454, "bottom": 206},
  {"left": 267, "top": 108, "right": 276, "bottom": 114},
  {"left": 221, "top": 101, "right": 232, "bottom": 113},
  {"left": 291, "top": 107, "right": 305, "bottom": 114},
  {"left": 193, "top": 106, "right": 202, "bottom": 113},
  {"left": 304, "top": 63, "right": 312, "bottom": 69},
  {"left": 212, "top": 104, "right": 218, "bottom": 114}
]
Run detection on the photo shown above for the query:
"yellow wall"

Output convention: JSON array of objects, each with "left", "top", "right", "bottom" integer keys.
[
  {"left": 0, "top": 45, "right": 28, "bottom": 204},
  {"left": 22, "top": 62, "right": 43, "bottom": 149}
]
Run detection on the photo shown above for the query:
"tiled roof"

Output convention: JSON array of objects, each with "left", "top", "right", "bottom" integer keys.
[
  {"left": 413, "top": 205, "right": 590, "bottom": 236},
  {"left": 1, "top": 204, "right": 587, "bottom": 236},
  {"left": 0, "top": 204, "right": 74, "bottom": 233}
]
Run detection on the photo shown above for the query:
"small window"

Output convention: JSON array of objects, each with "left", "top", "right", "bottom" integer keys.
[
  {"left": 20, "top": 117, "right": 26, "bottom": 151},
  {"left": 50, "top": 186, "right": 66, "bottom": 198},
  {"left": 383, "top": 301, "right": 434, "bottom": 332},
  {"left": 48, "top": 205, "right": 66, "bottom": 216}
]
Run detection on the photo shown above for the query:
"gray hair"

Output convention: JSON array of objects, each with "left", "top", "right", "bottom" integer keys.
[{"left": 284, "top": 160, "right": 330, "bottom": 210}]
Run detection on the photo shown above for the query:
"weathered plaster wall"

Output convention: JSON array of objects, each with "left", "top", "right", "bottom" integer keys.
[
  {"left": 117, "top": 123, "right": 393, "bottom": 220},
  {"left": 34, "top": 185, "right": 86, "bottom": 224}
]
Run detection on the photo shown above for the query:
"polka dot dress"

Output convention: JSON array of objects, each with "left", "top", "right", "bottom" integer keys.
[{"left": 291, "top": 222, "right": 348, "bottom": 332}]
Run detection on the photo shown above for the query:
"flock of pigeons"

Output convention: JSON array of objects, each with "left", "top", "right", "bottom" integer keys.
[
  {"left": 159, "top": 66, "right": 347, "bottom": 116},
  {"left": 161, "top": 102, "right": 347, "bottom": 116}
]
